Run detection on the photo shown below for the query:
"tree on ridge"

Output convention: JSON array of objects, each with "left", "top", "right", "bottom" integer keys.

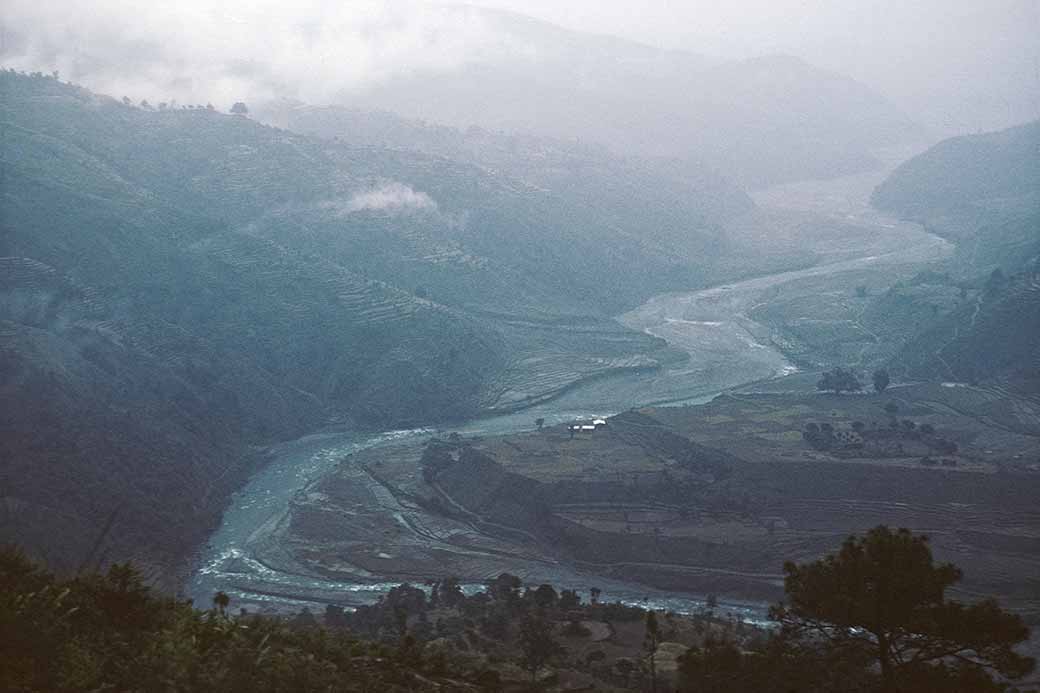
[{"left": 771, "top": 526, "right": 1034, "bottom": 693}]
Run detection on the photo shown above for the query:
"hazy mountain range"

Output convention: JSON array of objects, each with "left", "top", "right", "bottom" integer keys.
[
  {"left": 0, "top": 70, "right": 781, "bottom": 577},
  {"left": 1, "top": 4, "right": 928, "bottom": 190},
  {"left": 341, "top": 7, "right": 924, "bottom": 188},
  {"left": 0, "top": 38, "right": 1034, "bottom": 584}
]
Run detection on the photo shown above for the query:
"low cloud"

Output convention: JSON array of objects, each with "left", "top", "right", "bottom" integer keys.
[
  {"left": 0, "top": 0, "right": 520, "bottom": 107},
  {"left": 344, "top": 182, "right": 437, "bottom": 214}
]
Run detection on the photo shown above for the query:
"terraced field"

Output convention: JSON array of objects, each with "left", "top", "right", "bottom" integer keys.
[
  {"left": 894, "top": 271, "right": 1040, "bottom": 399},
  {"left": 0, "top": 71, "right": 717, "bottom": 578},
  {"left": 266, "top": 385, "right": 1040, "bottom": 625}
]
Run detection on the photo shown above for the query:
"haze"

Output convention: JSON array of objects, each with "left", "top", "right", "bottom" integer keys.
[
  {"left": 4, "top": 0, "right": 1040, "bottom": 687},
  {"left": 3, "top": 0, "right": 1038, "bottom": 134}
]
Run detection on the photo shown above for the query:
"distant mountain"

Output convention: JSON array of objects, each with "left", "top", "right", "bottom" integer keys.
[
  {"left": 872, "top": 122, "right": 1040, "bottom": 393},
  {"left": 255, "top": 100, "right": 754, "bottom": 254},
  {"left": 872, "top": 120, "right": 1040, "bottom": 275},
  {"left": 341, "top": 6, "right": 922, "bottom": 187}
]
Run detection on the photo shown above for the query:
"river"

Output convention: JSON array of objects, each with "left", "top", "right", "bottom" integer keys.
[{"left": 186, "top": 164, "right": 952, "bottom": 621}]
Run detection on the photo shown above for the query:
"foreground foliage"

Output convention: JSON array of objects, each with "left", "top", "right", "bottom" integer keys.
[
  {"left": 0, "top": 547, "right": 485, "bottom": 692},
  {"left": 771, "top": 526, "right": 1034, "bottom": 692},
  {"left": 677, "top": 528, "right": 1035, "bottom": 693},
  {"left": 4, "top": 526, "right": 1035, "bottom": 692}
]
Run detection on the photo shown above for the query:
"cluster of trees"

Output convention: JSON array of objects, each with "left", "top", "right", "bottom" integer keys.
[
  {"left": 803, "top": 411, "right": 960, "bottom": 458},
  {"left": 3, "top": 68, "right": 61, "bottom": 80},
  {"left": 679, "top": 526, "right": 1034, "bottom": 692},
  {"left": 3, "top": 526, "right": 1033, "bottom": 692},
  {"left": 802, "top": 421, "right": 855, "bottom": 450},
  {"left": 113, "top": 95, "right": 246, "bottom": 114},
  {"left": 343, "top": 572, "right": 593, "bottom": 684},
  {"left": 0, "top": 546, "right": 492, "bottom": 692},
  {"left": 817, "top": 368, "right": 864, "bottom": 394}
]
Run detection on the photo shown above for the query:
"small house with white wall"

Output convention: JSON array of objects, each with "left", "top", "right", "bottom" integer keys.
[{"left": 570, "top": 418, "right": 608, "bottom": 434}]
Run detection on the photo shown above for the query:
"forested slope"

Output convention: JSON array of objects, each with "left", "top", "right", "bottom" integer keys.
[
  {"left": 872, "top": 120, "right": 1040, "bottom": 275},
  {"left": 0, "top": 71, "right": 742, "bottom": 579},
  {"left": 871, "top": 121, "right": 1040, "bottom": 394}
]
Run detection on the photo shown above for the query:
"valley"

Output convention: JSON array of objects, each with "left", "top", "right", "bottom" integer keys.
[
  {"left": 3, "top": 5, "right": 1038, "bottom": 690},
  {"left": 0, "top": 72, "right": 927, "bottom": 583},
  {"left": 188, "top": 162, "right": 1011, "bottom": 624}
]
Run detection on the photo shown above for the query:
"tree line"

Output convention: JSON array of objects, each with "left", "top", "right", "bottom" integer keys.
[{"left": 2, "top": 525, "right": 1034, "bottom": 692}]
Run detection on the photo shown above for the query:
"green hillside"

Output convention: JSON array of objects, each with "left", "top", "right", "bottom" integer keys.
[
  {"left": 869, "top": 121, "right": 1040, "bottom": 393},
  {"left": 872, "top": 120, "right": 1040, "bottom": 275},
  {"left": 890, "top": 268, "right": 1040, "bottom": 396},
  {"left": 1, "top": 71, "right": 745, "bottom": 578}
]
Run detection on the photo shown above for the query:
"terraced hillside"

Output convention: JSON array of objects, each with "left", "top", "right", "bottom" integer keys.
[
  {"left": 869, "top": 121, "right": 1040, "bottom": 393},
  {"left": 892, "top": 268, "right": 1040, "bottom": 396},
  {"left": 743, "top": 123, "right": 1040, "bottom": 383},
  {"left": 872, "top": 119, "right": 1040, "bottom": 275},
  {"left": 257, "top": 102, "right": 888, "bottom": 291},
  {"left": 0, "top": 71, "right": 736, "bottom": 579},
  {"left": 257, "top": 101, "right": 754, "bottom": 259},
  {"left": 264, "top": 386, "right": 1040, "bottom": 621}
]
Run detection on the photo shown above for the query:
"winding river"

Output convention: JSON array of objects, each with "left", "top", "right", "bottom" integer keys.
[{"left": 187, "top": 164, "right": 952, "bottom": 620}]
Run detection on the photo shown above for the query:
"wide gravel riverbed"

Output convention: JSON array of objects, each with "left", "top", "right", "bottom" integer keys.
[{"left": 187, "top": 164, "right": 952, "bottom": 620}]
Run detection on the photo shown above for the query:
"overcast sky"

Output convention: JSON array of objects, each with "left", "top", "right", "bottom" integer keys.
[
  {"left": 467, "top": 0, "right": 1040, "bottom": 132},
  {"left": 2, "top": 0, "right": 1037, "bottom": 133}
]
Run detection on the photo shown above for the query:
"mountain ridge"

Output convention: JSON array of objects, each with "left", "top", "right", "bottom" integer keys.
[{"left": 0, "top": 71, "right": 718, "bottom": 580}]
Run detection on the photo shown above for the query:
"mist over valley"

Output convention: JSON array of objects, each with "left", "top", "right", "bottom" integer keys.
[{"left": 2, "top": 3, "right": 1039, "bottom": 691}]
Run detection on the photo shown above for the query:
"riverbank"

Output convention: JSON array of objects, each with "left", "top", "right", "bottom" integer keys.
[
  {"left": 263, "top": 386, "right": 1040, "bottom": 621},
  {"left": 187, "top": 160, "right": 957, "bottom": 616}
]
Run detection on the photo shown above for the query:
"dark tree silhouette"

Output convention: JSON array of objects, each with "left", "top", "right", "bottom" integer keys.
[
  {"left": 486, "top": 573, "right": 522, "bottom": 604},
  {"left": 771, "top": 526, "right": 1034, "bottom": 693},
  {"left": 517, "top": 609, "right": 563, "bottom": 683},
  {"left": 436, "top": 576, "right": 465, "bottom": 609},
  {"left": 817, "top": 368, "right": 863, "bottom": 395},
  {"left": 230, "top": 101, "right": 249, "bottom": 116},
  {"left": 644, "top": 610, "right": 661, "bottom": 693},
  {"left": 212, "top": 590, "right": 230, "bottom": 615},
  {"left": 323, "top": 604, "right": 348, "bottom": 628},
  {"left": 677, "top": 637, "right": 747, "bottom": 693},
  {"left": 559, "top": 589, "right": 581, "bottom": 610},
  {"left": 530, "top": 584, "right": 558, "bottom": 609},
  {"left": 873, "top": 368, "right": 890, "bottom": 393}
]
